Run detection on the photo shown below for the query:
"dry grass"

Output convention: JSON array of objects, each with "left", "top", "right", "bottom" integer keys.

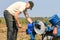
[{"left": 0, "top": 24, "right": 41, "bottom": 40}]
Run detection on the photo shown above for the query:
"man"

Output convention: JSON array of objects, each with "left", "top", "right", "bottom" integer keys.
[{"left": 4, "top": 1, "right": 34, "bottom": 40}]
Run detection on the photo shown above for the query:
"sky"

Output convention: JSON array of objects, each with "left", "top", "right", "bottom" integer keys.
[{"left": 0, "top": 0, "right": 60, "bottom": 17}]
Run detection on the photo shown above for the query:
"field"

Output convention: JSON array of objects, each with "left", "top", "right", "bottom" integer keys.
[{"left": 0, "top": 17, "right": 49, "bottom": 40}]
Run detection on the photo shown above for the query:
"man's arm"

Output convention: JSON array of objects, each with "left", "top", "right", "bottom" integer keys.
[
  {"left": 13, "top": 10, "right": 22, "bottom": 28},
  {"left": 23, "top": 10, "right": 32, "bottom": 23}
]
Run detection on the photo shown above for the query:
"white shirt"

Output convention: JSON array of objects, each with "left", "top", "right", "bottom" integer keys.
[{"left": 6, "top": 2, "right": 26, "bottom": 15}]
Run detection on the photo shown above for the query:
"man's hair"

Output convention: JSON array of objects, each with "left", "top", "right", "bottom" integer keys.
[{"left": 28, "top": 1, "right": 34, "bottom": 10}]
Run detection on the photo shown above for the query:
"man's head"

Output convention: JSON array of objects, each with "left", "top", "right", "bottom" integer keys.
[{"left": 26, "top": 1, "right": 34, "bottom": 10}]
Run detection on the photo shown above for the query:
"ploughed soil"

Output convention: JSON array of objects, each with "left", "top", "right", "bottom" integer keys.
[{"left": 0, "top": 24, "right": 41, "bottom": 40}]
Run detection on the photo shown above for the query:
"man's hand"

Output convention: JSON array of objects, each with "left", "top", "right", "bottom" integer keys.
[{"left": 17, "top": 24, "right": 22, "bottom": 28}]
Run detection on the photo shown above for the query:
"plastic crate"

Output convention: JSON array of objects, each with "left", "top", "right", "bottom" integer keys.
[{"left": 49, "top": 14, "right": 60, "bottom": 25}]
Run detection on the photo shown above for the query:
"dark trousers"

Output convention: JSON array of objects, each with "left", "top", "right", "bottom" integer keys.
[{"left": 4, "top": 10, "right": 18, "bottom": 40}]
